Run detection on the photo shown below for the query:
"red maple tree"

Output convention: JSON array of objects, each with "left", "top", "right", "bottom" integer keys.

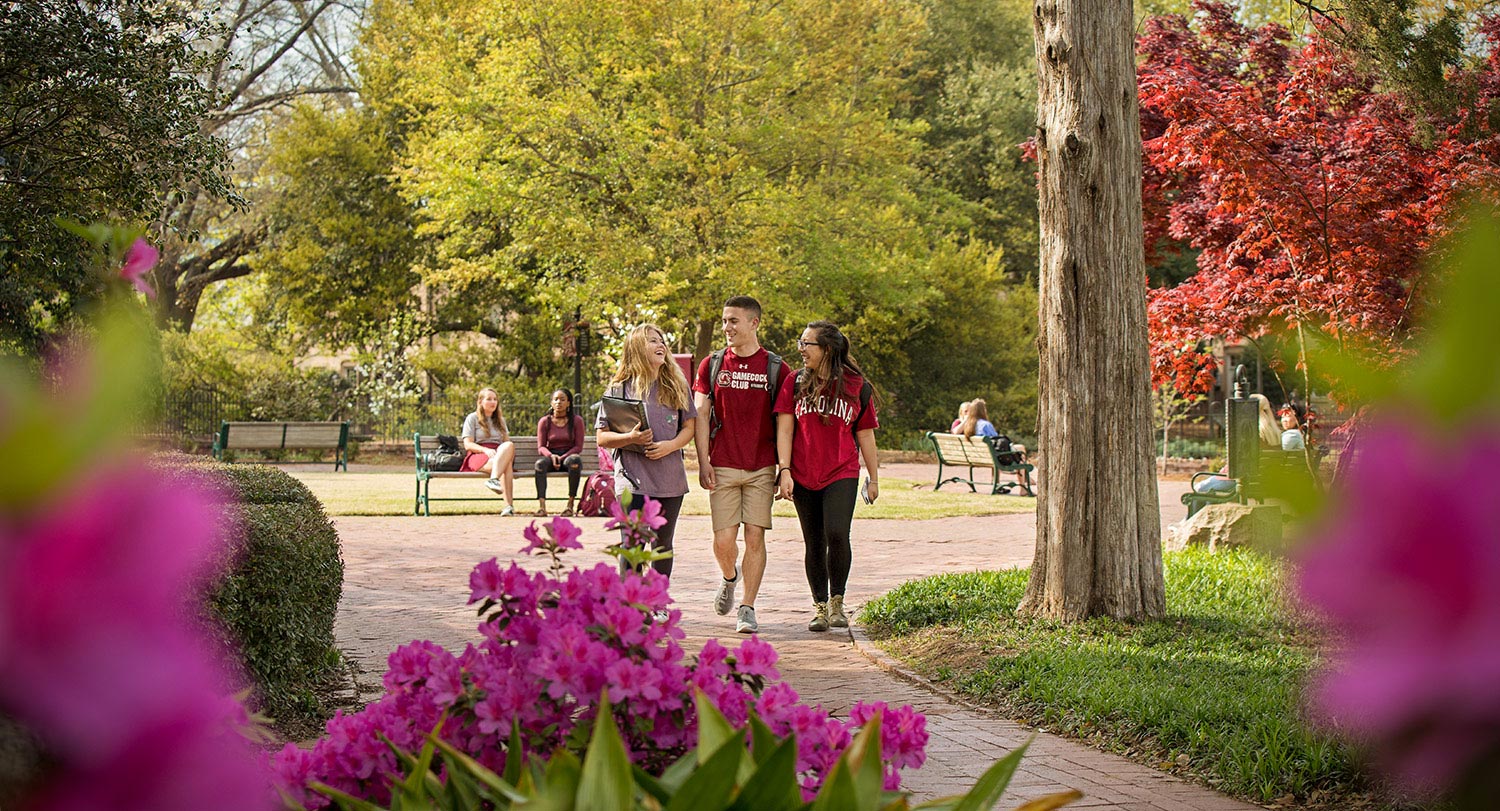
[{"left": 1138, "top": 1, "right": 1499, "bottom": 396}]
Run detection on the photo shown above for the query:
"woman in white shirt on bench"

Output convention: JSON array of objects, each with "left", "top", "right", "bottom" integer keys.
[{"left": 461, "top": 388, "right": 518, "bottom": 516}]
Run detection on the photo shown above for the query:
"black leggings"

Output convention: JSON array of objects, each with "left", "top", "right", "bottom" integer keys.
[
  {"left": 618, "top": 494, "right": 684, "bottom": 578},
  {"left": 792, "top": 477, "right": 858, "bottom": 603},
  {"left": 534, "top": 453, "right": 583, "bottom": 499}
]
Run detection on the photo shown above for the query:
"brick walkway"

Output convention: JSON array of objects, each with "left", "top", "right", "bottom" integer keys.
[{"left": 330, "top": 468, "right": 1259, "bottom": 810}]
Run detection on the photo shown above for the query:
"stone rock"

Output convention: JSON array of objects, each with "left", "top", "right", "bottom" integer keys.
[{"left": 1163, "top": 503, "right": 1282, "bottom": 553}]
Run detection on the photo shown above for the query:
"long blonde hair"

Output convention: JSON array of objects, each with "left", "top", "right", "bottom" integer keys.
[
  {"left": 959, "top": 398, "right": 990, "bottom": 438},
  {"left": 1249, "top": 393, "right": 1280, "bottom": 447},
  {"left": 609, "top": 324, "right": 690, "bottom": 411},
  {"left": 472, "top": 387, "right": 507, "bottom": 439}
]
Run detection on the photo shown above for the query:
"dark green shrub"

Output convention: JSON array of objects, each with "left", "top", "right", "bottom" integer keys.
[{"left": 164, "top": 457, "right": 346, "bottom": 738}]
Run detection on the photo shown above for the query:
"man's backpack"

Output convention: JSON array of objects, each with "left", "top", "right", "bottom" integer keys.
[
  {"left": 578, "top": 470, "right": 618, "bottom": 517},
  {"left": 706, "top": 348, "right": 784, "bottom": 440}
]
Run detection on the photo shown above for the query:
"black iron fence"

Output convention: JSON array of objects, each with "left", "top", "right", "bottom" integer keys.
[{"left": 154, "top": 388, "right": 600, "bottom": 448}]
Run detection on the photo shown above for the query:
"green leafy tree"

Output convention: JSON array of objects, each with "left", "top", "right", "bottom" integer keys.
[
  {"left": 253, "top": 104, "right": 421, "bottom": 351},
  {"left": 906, "top": 0, "right": 1042, "bottom": 278},
  {"left": 351, "top": 0, "right": 1038, "bottom": 432},
  {"left": 0, "top": 0, "right": 229, "bottom": 353},
  {"left": 361, "top": 0, "right": 961, "bottom": 361},
  {"left": 147, "top": 0, "right": 360, "bottom": 333}
]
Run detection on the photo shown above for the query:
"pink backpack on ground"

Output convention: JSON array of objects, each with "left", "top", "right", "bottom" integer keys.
[{"left": 578, "top": 469, "right": 617, "bottom": 517}]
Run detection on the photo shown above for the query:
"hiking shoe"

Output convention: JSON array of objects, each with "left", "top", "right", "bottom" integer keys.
[
  {"left": 828, "top": 595, "right": 848, "bottom": 629},
  {"left": 808, "top": 602, "right": 830, "bottom": 632},
  {"left": 735, "top": 605, "right": 758, "bottom": 634},
  {"left": 714, "top": 564, "right": 741, "bottom": 615},
  {"left": 485, "top": 478, "right": 505, "bottom": 495}
]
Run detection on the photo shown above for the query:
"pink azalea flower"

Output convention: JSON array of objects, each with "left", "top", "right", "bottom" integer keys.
[
  {"left": 734, "top": 636, "right": 780, "bottom": 679},
  {"left": 0, "top": 464, "right": 273, "bottom": 811},
  {"left": 519, "top": 521, "right": 545, "bottom": 554},
  {"left": 638, "top": 497, "right": 669, "bottom": 529},
  {"left": 756, "top": 682, "right": 801, "bottom": 725},
  {"left": 1297, "top": 420, "right": 1500, "bottom": 793},
  {"left": 120, "top": 238, "right": 158, "bottom": 298},
  {"left": 468, "top": 558, "right": 504, "bottom": 602},
  {"left": 546, "top": 516, "right": 584, "bottom": 549}
]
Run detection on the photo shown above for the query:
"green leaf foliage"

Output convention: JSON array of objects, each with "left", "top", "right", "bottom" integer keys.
[
  {"left": 310, "top": 700, "right": 1068, "bottom": 811},
  {"left": 348, "top": 0, "right": 1036, "bottom": 436},
  {"left": 0, "top": 0, "right": 230, "bottom": 353},
  {"left": 578, "top": 697, "right": 635, "bottom": 811},
  {"left": 188, "top": 459, "right": 347, "bottom": 738},
  {"left": 253, "top": 104, "right": 423, "bottom": 351}
]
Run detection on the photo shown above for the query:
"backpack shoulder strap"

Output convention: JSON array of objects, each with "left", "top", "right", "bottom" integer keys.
[
  {"left": 707, "top": 349, "right": 726, "bottom": 401},
  {"left": 766, "top": 351, "right": 782, "bottom": 399},
  {"left": 851, "top": 381, "right": 873, "bottom": 436}
]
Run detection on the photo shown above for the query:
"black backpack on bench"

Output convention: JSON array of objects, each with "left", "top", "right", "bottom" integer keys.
[
  {"left": 425, "top": 434, "right": 464, "bottom": 471},
  {"left": 991, "top": 435, "right": 1024, "bottom": 466}
]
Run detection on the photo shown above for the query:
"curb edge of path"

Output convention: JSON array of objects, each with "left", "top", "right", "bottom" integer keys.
[
  {"left": 847, "top": 623, "right": 1278, "bottom": 811},
  {"left": 846, "top": 622, "right": 1020, "bottom": 723}
]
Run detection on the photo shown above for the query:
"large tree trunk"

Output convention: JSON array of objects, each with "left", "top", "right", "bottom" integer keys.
[{"left": 1018, "top": 0, "right": 1164, "bottom": 621}]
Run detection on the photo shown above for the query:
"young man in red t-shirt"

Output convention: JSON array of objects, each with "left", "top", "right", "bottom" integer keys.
[{"left": 693, "top": 296, "right": 794, "bottom": 634}]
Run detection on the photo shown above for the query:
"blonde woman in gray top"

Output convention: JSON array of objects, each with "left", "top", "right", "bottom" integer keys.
[{"left": 461, "top": 387, "right": 518, "bottom": 515}]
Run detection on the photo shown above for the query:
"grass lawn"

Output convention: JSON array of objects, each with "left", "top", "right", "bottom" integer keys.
[
  {"left": 860, "top": 548, "right": 1372, "bottom": 809},
  {"left": 286, "top": 469, "right": 1038, "bottom": 519}
]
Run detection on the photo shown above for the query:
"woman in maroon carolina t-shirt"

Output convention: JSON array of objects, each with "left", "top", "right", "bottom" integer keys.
[{"left": 773, "top": 320, "right": 879, "bottom": 633}]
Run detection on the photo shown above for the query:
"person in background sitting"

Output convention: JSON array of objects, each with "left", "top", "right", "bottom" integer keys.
[
  {"left": 950, "top": 401, "right": 970, "bottom": 433},
  {"left": 534, "top": 387, "right": 587, "bottom": 516},
  {"left": 957, "top": 398, "right": 999, "bottom": 439},
  {"left": 1280, "top": 407, "right": 1306, "bottom": 451},
  {"left": 1194, "top": 393, "right": 1283, "bottom": 495},
  {"left": 462, "top": 387, "right": 517, "bottom": 516}
]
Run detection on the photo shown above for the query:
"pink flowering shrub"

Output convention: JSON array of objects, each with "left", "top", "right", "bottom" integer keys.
[
  {"left": 272, "top": 514, "right": 928, "bottom": 808},
  {"left": 0, "top": 465, "right": 274, "bottom": 811},
  {"left": 1297, "top": 420, "right": 1500, "bottom": 797}
]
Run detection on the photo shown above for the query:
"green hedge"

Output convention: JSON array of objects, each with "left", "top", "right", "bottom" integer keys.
[{"left": 172, "top": 457, "right": 347, "bottom": 738}]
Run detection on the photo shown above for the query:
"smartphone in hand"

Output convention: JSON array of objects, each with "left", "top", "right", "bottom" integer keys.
[{"left": 861, "top": 477, "right": 875, "bottom": 505}]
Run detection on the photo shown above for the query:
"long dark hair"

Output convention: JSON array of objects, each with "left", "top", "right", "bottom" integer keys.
[{"left": 794, "top": 320, "right": 866, "bottom": 423}]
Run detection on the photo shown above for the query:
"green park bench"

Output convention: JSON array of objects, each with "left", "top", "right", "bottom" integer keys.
[
  {"left": 926, "top": 431, "right": 1035, "bottom": 496},
  {"left": 413, "top": 433, "right": 600, "bottom": 515},
  {"left": 1182, "top": 371, "right": 1318, "bottom": 518},
  {"left": 213, "top": 421, "right": 350, "bottom": 471}
]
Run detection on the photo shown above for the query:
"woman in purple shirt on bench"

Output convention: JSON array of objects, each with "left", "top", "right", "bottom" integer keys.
[{"left": 533, "top": 388, "right": 587, "bottom": 516}]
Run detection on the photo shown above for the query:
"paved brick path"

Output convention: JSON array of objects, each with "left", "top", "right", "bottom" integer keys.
[{"left": 330, "top": 467, "right": 1259, "bottom": 810}]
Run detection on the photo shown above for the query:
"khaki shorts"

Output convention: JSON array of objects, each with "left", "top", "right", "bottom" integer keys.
[{"left": 708, "top": 465, "right": 776, "bottom": 532}]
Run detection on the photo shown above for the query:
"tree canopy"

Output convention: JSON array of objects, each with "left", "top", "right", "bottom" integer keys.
[
  {"left": 345, "top": 0, "right": 1036, "bottom": 432},
  {"left": 1139, "top": 1, "right": 1500, "bottom": 395},
  {"left": 0, "top": 0, "right": 229, "bottom": 352}
]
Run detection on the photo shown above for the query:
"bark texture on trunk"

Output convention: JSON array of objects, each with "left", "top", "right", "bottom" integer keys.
[{"left": 1018, "top": 0, "right": 1165, "bottom": 621}]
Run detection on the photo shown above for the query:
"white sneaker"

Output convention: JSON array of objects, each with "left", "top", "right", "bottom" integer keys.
[
  {"left": 485, "top": 478, "right": 505, "bottom": 494},
  {"left": 736, "top": 605, "right": 758, "bottom": 634},
  {"left": 714, "top": 564, "right": 740, "bottom": 615},
  {"left": 500, "top": 505, "right": 515, "bottom": 516}
]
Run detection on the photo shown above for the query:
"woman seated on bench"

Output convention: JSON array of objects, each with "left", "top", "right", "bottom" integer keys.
[
  {"left": 958, "top": 398, "right": 1032, "bottom": 491},
  {"left": 1194, "top": 393, "right": 1282, "bottom": 494},
  {"left": 462, "top": 387, "right": 518, "bottom": 516},
  {"left": 534, "top": 387, "right": 586, "bottom": 517},
  {"left": 957, "top": 398, "right": 999, "bottom": 439},
  {"left": 950, "top": 400, "right": 971, "bottom": 432}
]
